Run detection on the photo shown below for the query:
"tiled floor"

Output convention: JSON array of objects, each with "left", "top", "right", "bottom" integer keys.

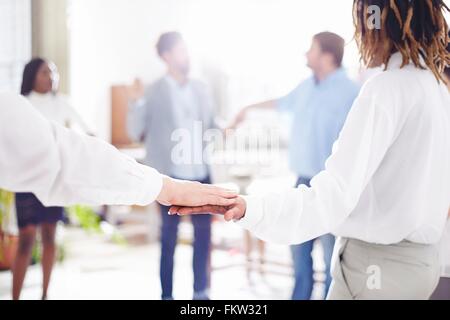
[{"left": 0, "top": 224, "right": 327, "bottom": 300}]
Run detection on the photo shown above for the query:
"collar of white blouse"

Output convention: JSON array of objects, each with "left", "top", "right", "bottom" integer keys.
[{"left": 385, "top": 51, "right": 426, "bottom": 71}]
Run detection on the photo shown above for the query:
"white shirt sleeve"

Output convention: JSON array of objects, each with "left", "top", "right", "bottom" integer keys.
[
  {"left": 0, "top": 92, "right": 162, "bottom": 207},
  {"left": 59, "top": 95, "right": 93, "bottom": 133},
  {"left": 237, "top": 80, "right": 399, "bottom": 245}
]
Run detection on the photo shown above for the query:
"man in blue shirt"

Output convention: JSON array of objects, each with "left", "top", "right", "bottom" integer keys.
[{"left": 232, "top": 32, "right": 359, "bottom": 300}]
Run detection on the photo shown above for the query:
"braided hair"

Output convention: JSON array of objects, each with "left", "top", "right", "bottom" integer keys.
[
  {"left": 21, "top": 58, "right": 46, "bottom": 96},
  {"left": 353, "top": 0, "right": 450, "bottom": 82}
]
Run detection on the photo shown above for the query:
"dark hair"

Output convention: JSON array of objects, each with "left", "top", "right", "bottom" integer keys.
[
  {"left": 156, "top": 32, "right": 183, "bottom": 57},
  {"left": 353, "top": 0, "right": 450, "bottom": 83},
  {"left": 314, "top": 32, "right": 346, "bottom": 67},
  {"left": 21, "top": 58, "right": 46, "bottom": 96},
  {"left": 445, "top": 33, "right": 450, "bottom": 80}
]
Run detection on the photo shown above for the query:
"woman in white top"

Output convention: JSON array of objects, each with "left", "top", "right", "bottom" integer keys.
[
  {"left": 13, "top": 57, "right": 78, "bottom": 300},
  {"left": 23, "top": 58, "right": 92, "bottom": 133},
  {"left": 171, "top": 0, "right": 450, "bottom": 299}
]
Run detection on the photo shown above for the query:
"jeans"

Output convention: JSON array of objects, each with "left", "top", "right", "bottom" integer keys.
[
  {"left": 159, "top": 176, "right": 212, "bottom": 300},
  {"left": 291, "top": 177, "right": 335, "bottom": 300}
]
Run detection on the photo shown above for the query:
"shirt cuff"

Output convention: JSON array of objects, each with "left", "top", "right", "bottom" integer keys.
[
  {"left": 128, "top": 160, "right": 163, "bottom": 206},
  {"left": 235, "top": 195, "right": 264, "bottom": 230}
]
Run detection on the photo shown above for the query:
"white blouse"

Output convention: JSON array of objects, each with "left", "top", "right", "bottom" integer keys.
[
  {"left": 238, "top": 53, "right": 450, "bottom": 246},
  {"left": 0, "top": 92, "right": 162, "bottom": 206},
  {"left": 27, "top": 91, "right": 91, "bottom": 133}
]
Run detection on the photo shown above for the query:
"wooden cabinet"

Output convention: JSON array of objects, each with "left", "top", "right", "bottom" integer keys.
[{"left": 111, "top": 85, "right": 134, "bottom": 148}]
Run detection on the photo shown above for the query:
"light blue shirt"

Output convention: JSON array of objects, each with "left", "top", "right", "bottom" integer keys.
[
  {"left": 277, "top": 68, "right": 359, "bottom": 178},
  {"left": 165, "top": 75, "right": 209, "bottom": 181}
]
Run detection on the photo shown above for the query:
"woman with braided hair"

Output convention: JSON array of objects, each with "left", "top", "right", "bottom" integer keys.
[
  {"left": 354, "top": 0, "right": 449, "bottom": 80},
  {"left": 172, "top": 0, "right": 450, "bottom": 299}
]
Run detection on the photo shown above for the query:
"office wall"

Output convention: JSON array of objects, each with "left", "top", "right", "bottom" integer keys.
[
  {"left": 32, "top": 0, "right": 70, "bottom": 93},
  {"left": 68, "top": 0, "right": 190, "bottom": 141}
]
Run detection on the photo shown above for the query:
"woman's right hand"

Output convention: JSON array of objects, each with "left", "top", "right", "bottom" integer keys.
[
  {"left": 156, "top": 176, "right": 238, "bottom": 208},
  {"left": 169, "top": 196, "right": 247, "bottom": 222}
]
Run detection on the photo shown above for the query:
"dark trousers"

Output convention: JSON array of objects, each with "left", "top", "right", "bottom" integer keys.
[
  {"left": 291, "top": 177, "right": 335, "bottom": 300},
  {"left": 159, "top": 176, "right": 212, "bottom": 300},
  {"left": 430, "top": 277, "right": 450, "bottom": 300}
]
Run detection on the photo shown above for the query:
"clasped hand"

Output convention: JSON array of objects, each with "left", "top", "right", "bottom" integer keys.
[
  {"left": 155, "top": 176, "right": 246, "bottom": 221},
  {"left": 169, "top": 195, "right": 247, "bottom": 222}
]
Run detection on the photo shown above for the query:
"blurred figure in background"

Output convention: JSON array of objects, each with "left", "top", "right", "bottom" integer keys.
[
  {"left": 13, "top": 58, "right": 92, "bottom": 300},
  {"left": 231, "top": 32, "right": 359, "bottom": 300},
  {"left": 21, "top": 58, "right": 92, "bottom": 134},
  {"left": 127, "top": 32, "right": 216, "bottom": 300}
]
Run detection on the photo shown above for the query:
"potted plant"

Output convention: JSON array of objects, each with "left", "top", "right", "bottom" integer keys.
[{"left": 0, "top": 189, "right": 19, "bottom": 270}]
